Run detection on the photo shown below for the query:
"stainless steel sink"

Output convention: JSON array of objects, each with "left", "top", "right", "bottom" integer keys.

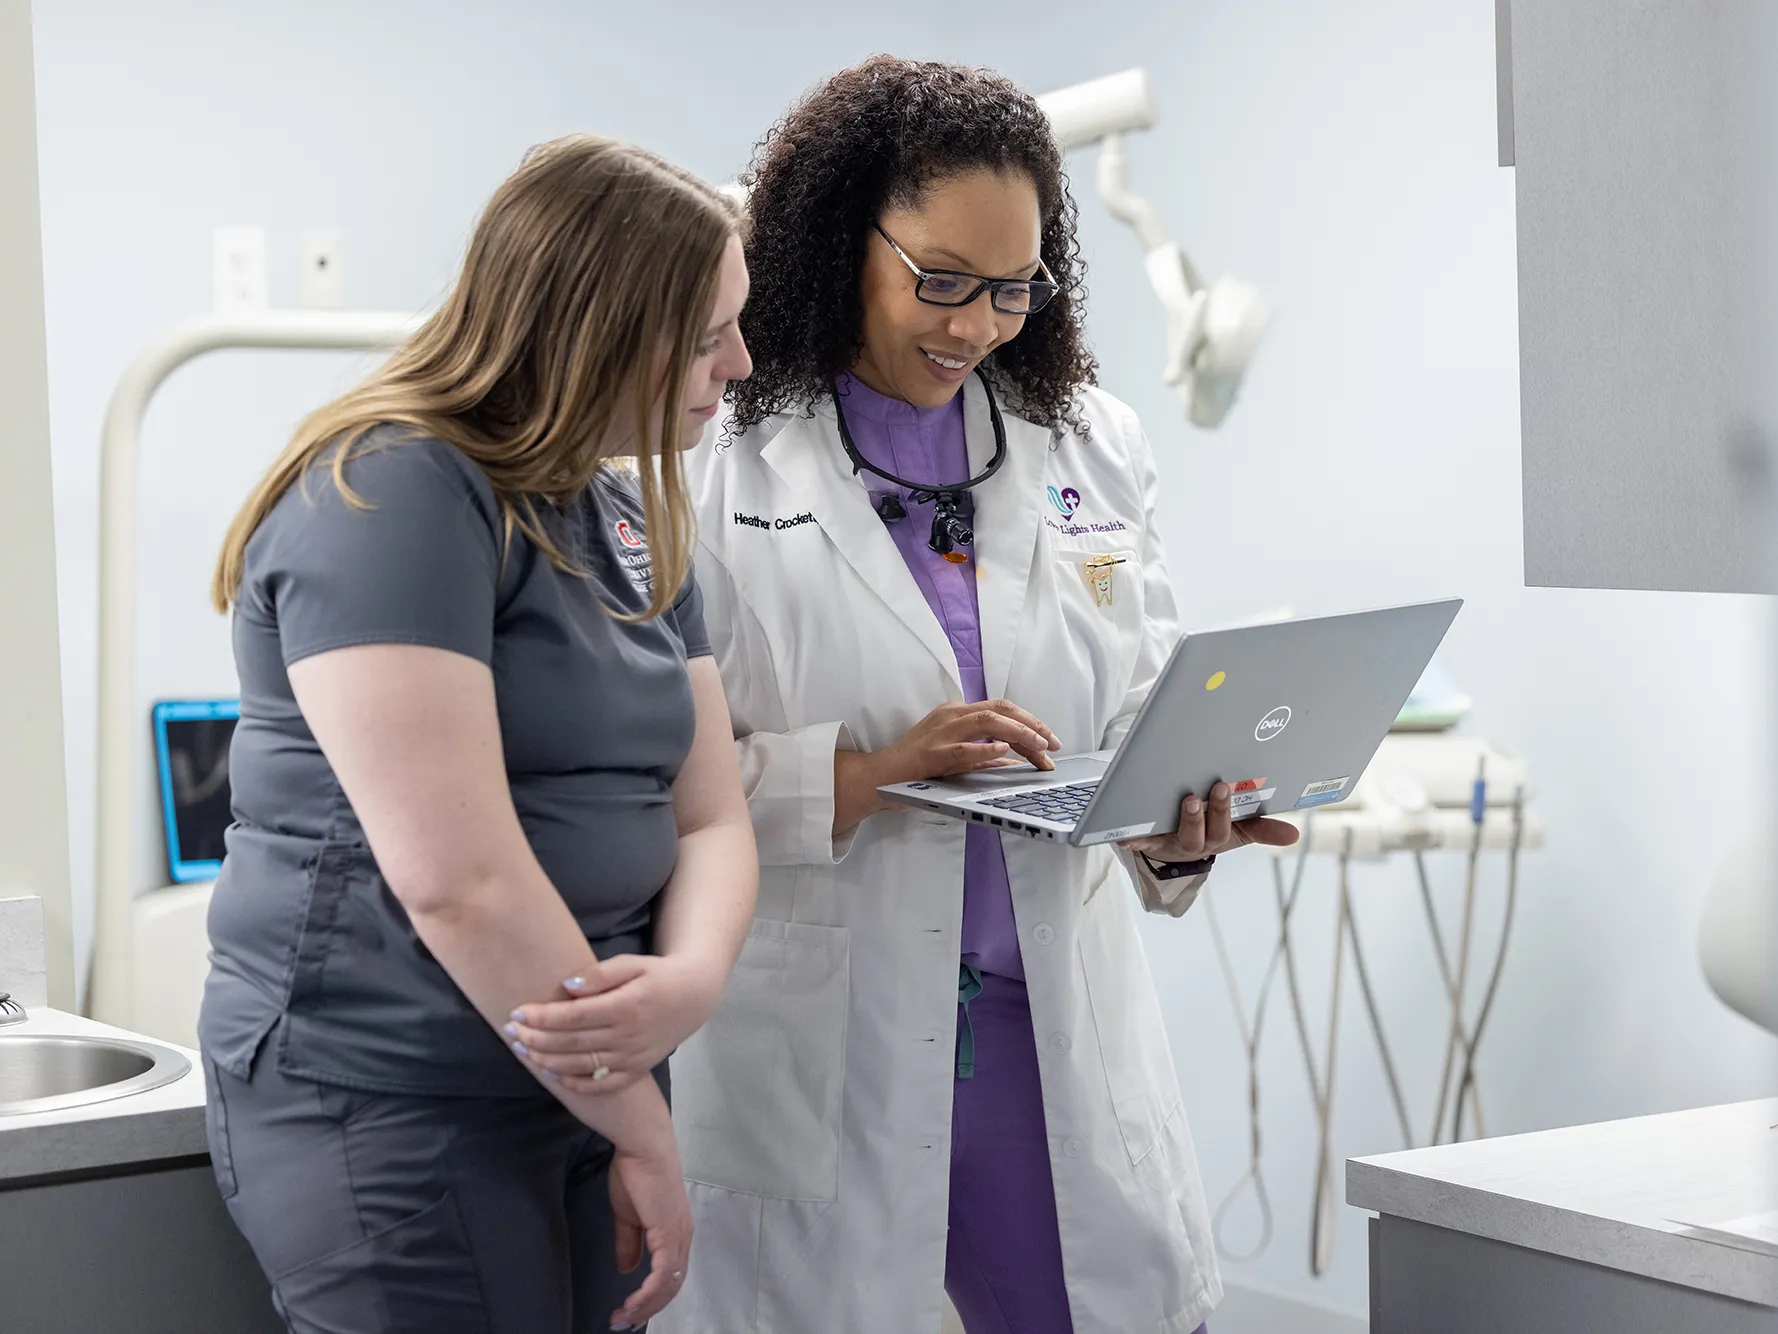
[{"left": 0, "top": 1033, "right": 193, "bottom": 1117}]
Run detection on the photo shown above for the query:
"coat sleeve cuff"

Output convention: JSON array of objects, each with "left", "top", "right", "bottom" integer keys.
[
  {"left": 1115, "top": 846, "right": 1208, "bottom": 918},
  {"left": 737, "top": 720, "right": 858, "bottom": 866}
]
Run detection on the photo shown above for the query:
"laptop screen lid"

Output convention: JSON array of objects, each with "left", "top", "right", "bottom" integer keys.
[{"left": 1070, "top": 598, "right": 1462, "bottom": 846}]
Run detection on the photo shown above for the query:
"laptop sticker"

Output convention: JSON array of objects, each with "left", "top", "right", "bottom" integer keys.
[
  {"left": 1229, "top": 788, "right": 1276, "bottom": 812},
  {"left": 1097, "top": 822, "right": 1158, "bottom": 841},
  {"left": 1294, "top": 776, "right": 1350, "bottom": 809},
  {"left": 1230, "top": 777, "right": 1268, "bottom": 794},
  {"left": 1206, "top": 671, "right": 1226, "bottom": 691}
]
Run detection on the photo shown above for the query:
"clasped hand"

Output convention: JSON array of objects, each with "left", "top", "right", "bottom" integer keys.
[{"left": 505, "top": 953, "right": 725, "bottom": 1094}]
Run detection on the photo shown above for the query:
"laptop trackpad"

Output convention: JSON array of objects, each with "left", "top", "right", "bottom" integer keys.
[{"left": 941, "top": 754, "right": 1111, "bottom": 794}]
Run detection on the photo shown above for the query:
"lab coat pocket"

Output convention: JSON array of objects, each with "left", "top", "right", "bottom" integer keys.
[
  {"left": 1078, "top": 891, "right": 1183, "bottom": 1170},
  {"left": 1052, "top": 547, "right": 1143, "bottom": 680},
  {"left": 1052, "top": 546, "right": 1140, "bottom": 610},
  {"left": 673, "top": 918, "right": 849, "bottom": 1202}
]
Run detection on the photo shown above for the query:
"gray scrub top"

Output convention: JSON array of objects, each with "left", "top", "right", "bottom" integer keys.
[{"left": 199, "top": 431, "right": 711, "bottom": 1096}]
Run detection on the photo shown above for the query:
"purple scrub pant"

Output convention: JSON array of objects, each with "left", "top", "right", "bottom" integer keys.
[{"left": 944, "top": 970, "right": 1209, "bottom": 1334}]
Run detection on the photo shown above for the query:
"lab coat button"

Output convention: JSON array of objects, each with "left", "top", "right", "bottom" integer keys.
[
  {"left": 1049, "top": 1031, "right": 1071, "bottom": 1054},
  {"left": 1033, "top": 923, "right": 1056, "bottom": 946},
  {"left": 1062, "top": 1136, "right": 1083, "bottom": 1158}
]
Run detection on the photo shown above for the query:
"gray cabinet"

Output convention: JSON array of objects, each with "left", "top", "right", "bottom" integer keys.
[
  {"left": 0, "top": 1159, "right": 280, "bottom": 1334},
  {"left": 1509, "top": 0, "right": 1771, "bottom": 593}
]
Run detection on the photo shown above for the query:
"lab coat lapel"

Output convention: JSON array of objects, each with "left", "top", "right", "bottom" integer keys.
[
  {"left": 759, "top": 404, "right": 963, "bottom": 695},
  {"left": 964, "top": 375, "right": 1047, "bottom": 704}
]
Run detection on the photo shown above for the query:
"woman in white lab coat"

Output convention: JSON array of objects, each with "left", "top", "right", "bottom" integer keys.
[{"left": 513, "top": 57, "right": 1297, "bottom": 1334}]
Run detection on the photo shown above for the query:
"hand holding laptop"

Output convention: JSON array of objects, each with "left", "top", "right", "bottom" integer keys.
[
  {"left": 875, "top": 600, "right": 1463, "bottom": 851},
  {"left": 1121, "top": 780, "right": 1300, "bottom": 863}
]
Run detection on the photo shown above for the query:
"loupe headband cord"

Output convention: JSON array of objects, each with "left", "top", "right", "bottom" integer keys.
[{"left": 832, "top": 368, "right": 1009, "bottom": 499}]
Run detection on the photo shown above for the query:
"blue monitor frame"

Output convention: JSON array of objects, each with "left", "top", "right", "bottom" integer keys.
[{"left": 152, "top": 698, "right": 239, "bottom": 884}]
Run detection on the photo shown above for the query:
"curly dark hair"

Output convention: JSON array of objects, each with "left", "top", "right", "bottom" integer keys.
[{"left": 728, "top": 55, "right": 1097, "bottom": 435}]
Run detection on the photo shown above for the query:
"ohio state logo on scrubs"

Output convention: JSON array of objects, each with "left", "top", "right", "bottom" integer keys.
[{"left": 612, "top": 518, "right": 653, "bottom": 595}]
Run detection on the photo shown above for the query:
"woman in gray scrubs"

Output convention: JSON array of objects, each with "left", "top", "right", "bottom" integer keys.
[{"left": 198, "top": 135, "right": 757, "bottom": 1333}]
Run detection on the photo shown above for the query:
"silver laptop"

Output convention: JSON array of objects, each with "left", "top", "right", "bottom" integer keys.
[{"left": 878, "top": 598, "right": 1462, "bottom": 846}]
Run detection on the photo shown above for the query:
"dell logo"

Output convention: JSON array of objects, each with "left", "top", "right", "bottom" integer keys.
[{"left": 1255, "top": 706, "right": 1292, "bottom": 741}]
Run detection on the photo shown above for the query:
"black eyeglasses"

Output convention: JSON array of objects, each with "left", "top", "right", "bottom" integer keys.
[{"left": 873, "top": 222, "right": 1059, "bottom": 315}]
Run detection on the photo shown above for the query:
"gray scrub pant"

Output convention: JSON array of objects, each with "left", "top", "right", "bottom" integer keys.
[{"left": 203, "top": 1050, "right": 659, "bottom": 1333}]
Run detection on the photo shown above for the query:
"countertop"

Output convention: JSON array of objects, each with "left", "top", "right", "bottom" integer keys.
[
  {"left": 0, "top": 1007, "right": 209, "bottom": 1184},
  {"left": 1348, "top": 1097, "right": 1778, "bottom": 1309}
]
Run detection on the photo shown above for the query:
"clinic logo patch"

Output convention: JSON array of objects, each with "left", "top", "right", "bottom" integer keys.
[
  {"left": 614, "top": 520, "right": 645, "bottom": 549},
  {"left": 1047, "top": 485, "right": 1082, "bottom": 518},
  {"left": 1255, "top": 706, "right": 1292, "bottom": 741}
]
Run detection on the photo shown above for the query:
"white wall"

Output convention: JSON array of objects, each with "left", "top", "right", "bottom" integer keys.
[
  {"left": 31, "top": 0, "right": 1778, "bottom": 1322},
  {"left": 1124, "top": 0, "right": 1778, "bottom": 1317}
]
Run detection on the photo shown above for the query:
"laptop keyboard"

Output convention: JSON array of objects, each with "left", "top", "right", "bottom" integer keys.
[{"left": 979, "top": 782, "right": 1100, "bottom": 828}]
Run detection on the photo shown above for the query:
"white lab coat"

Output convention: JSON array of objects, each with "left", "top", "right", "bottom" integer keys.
[{"left": 659, "top": 378, "right": 1220, "bottom": 1334}]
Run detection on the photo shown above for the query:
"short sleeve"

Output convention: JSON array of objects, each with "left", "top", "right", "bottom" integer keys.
[
  {"left": 670, "top": 570, "right": 713, "bottom": 658},
  {"left": 242, "top": 437, "right": 501, "bottom": 668}
]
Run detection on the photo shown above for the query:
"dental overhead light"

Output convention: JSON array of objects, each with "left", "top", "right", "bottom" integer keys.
[{"left": 1037, "top": 69, "right": 1271, "bottom": 428}]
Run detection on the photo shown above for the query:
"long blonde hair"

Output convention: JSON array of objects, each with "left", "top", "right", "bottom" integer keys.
[{"left": 213, "top": 134, "right": 736, "bottom": 620}]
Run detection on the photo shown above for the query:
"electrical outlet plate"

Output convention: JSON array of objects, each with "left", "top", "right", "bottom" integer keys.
[
  {"left": 299, "top": 230, "right": 345, "bottom": 310},
  {"left": 212, "top": 227, "right": 268, "bottom": 313}
]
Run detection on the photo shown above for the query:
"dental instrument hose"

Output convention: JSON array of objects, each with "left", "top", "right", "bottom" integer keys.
[
  {"left": 1307, "top": 827, "right": 1354, "bottom": 1278},
  {"left": 1342, "top": 872, "right": 1415, "bottom": 1149},
  {"left": 1451, "top": 784, "right": 1526, "bottom": 1143},
  {"left": 1431, "top": 757, "right": 1486, "bottom": 1145},
  {"left": 1413, "top": 848, "right": 1488, "bottom": 1137},
  {"left": 1206, "top": 815, "right": 1315, "bottom": 1262},
  {"left": 1203, "top": 890, "right": 1275, "bottom": 1262}
]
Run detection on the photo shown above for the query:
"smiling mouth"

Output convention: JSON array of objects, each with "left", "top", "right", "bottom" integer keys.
[{"left": 923, "top": 350, "right": 970, "bottom": 371}]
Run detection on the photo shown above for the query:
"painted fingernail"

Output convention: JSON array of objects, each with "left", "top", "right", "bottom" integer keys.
[
  {"left": 508, "top": 1009, "right": 524, "bottom": 1023},
  {"left": 563, "top": 977, "right": 586, "bottom": 991},
  {"left": 509, "top": 1040, "right": 528, "bottom": 1058},
  {"left": 543, "top": 1069, "right": 560, "bottom": 1082},
  {"left": 502, "top": 1022, "right": 519, "bottom": 1039}
]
